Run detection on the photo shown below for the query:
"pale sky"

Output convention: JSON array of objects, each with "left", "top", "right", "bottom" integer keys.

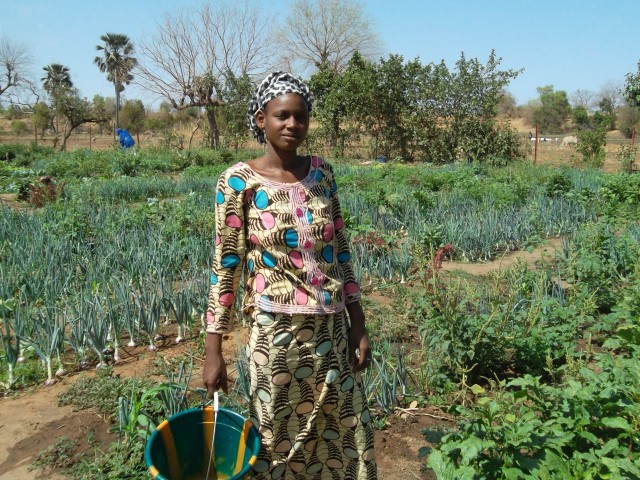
[{"left": 1, "top": 0, "right": 637, "bottom": 108}]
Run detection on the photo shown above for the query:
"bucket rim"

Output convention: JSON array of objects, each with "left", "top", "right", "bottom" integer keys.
[{"left": 144, "top": 406, "right": 260, "bottom": 480}]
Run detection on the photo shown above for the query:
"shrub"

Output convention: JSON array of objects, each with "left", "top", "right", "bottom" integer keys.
[
  {"left": 616, "top": 144, "right": 637, "bottom": 173},
  {"left": 618, "top": 106, "right": 640, "bottom": 139},
  {"left": 575, "top": 127, "right": 606, "bottom": 168},
  {"left": 10, "top": 120, "right": 29, "bottom": 136}
]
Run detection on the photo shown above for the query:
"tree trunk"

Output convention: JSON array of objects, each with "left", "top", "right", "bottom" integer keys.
[
  {"left": 205, "top": 106, "right": 220, "bottom": 149},
  {"left": 114, "top": 83, "right": 121, "bottom": 137}
]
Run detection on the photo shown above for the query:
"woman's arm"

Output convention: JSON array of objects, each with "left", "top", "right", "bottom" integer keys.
[
  {"left": 326, "top": 162, "right": 371, "bottom": 372},
  {"left": 203, "top": 169, "right": 247, "bottom": 396},
  {"left": 346, "top": 301, "right": 372, "bottom": 373}
]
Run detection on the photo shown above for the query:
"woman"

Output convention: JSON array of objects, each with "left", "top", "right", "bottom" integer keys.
[{"left": 203, "top": 72, "right": 377, "bottom": 479}]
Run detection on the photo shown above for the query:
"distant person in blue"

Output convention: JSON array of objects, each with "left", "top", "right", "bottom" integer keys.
[{"left": 116, "top": 128, "right": 135, "bottom": 153}]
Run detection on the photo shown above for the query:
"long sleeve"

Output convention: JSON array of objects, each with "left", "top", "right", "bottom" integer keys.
[
  {"left": 206, "top": 170, "right": 247, "bottom": 333},
  {"left": 327, "top": 164, "right": 361, "bottom": 304}
]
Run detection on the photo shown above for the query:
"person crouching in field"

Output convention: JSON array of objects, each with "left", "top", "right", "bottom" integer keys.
[
  {"left": 116, "top": 128, "right": 136, "bottom": 154},
  {"left": 203, "top": 71, "right": 378, "bottom": 479}
]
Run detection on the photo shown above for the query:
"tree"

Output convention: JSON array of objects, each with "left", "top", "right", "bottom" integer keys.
[
  {"left": 0, "top": 37, "right": 32, "bottom": 98},
  {"left": 31, "top": 102, "right": 51, "bottom": 142},
  {"left": 219, "top": 72, "right": 254, "bottom": 150},
  {"left": 94, "top": 33, "right": 137, "bottom": 134},
  {"left": 310, "top": 50, "right": 523, "bottom": 163},
  {"left": 575, "top": 127, "right": 607, "bottom": 169},
  {"left": 279, "top": 0, "right": 381, "bottom": 73},
  {"left": 497, "top": 90, "right": 517, "bottom": 118},
  {"left": 624, "top": 60, "right": 640, "bottom": 108},
  {"left": 92, "top": 94, "right": 115, "bottom": 134},
  {"left": 136, "top": 1, "right": 275, "bottom": 148},
  {"left": 598, "top": 80, "right": 624, "bottom": 111},
  {"left": 50, "top": 87, "right": 109, "bottom": 150},
  {"left": 572, "top": 105, "right": 591, "bottom": 129},
  {"left": 531, "top": 85, "right": 571, "bottom": 132},
  {"left": 618, "top": 105, "right": 640, "bottom": 139},
  {"left": 41, "top": 63, "right": 73, "bottom": 95},
  {"left": 119, "top": 99, "right": 146, "bottom": 143},
  {"left": 570, "top": 89, "right": 594, "bottom": 110}
]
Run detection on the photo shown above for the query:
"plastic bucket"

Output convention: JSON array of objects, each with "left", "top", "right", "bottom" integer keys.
[{"left": 145, "top": 406, "right": 261, "bottom": 480}]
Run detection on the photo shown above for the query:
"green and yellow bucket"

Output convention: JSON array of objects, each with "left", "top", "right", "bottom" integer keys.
[{"left": 145, "top": 406, "right": 260, "bottom": 480}]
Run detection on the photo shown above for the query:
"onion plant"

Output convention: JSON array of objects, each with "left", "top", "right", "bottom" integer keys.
[
  {"left": 20, "top": 305, "right": 64, "bottom": 385},
  {"left": 0, "top": 306, "right": 19, "bottom": 388},
  {"left": 131, "top": 283, "right": 161, "bottom": 351},
  {"left": 113, "top": 277, "right": 139, "bottom": 348}
]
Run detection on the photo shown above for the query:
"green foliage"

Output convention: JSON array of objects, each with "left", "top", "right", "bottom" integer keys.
[
  {"left": 427, "top": 362, "right": 640, "bottom": 479},
  {"left": 310, "top": 50, "right": 523, "bottom": 163},
  {"left": 617, "top": 105, "right": 640, "bottom": 139},
  {"left": 219, "top": 72, "right": 253, "bottom": 150},
  {"left": 571, "top": 105, "right": 590, "bottom": 129},
  {"left": 624, "top": 59, "right": 640, "bottom": 107},
  {"left": 31, "top": 102, "right": 51, "bottom": 137},
  {"left": 69, "top": 437, "right": 148, "bottom": 480},
  {"left": 575, "top": 127, "right": 606, "bottom": 168},
  {"left": 563, "top": 222, "right": 639, "bottom": 312},
  {"left": 4, "top": 105, "right": 23, "bottom": 120},
  {"left": 532, "top": 85, "right": 571, "bottom": 132},
  {"left": 596, "top": 173, "right": 640, "bottom": 219},
  {"left": 10, "top": 120, "right": 29, "bottom": 136},
  {"left": 119, "top": 99, "right": 146, "bottom": 132},
  {"left": 58, "top": 367, "right": 157, "bottom": 420},
  {"left": 32, "top": 436, "right": 78, "bottom": 470},
  {"left": 616, "top": 143, "right": 637, "bottom": 173}
]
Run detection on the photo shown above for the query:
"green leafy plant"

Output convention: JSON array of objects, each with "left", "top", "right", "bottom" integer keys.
[
  {"left": 575, "top": 127, "right": 607, "bottom": 168},
  {"left": 616, "top": 143, "right": 637, "bottom": 173}
]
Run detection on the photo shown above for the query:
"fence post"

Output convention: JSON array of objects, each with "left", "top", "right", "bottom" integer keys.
[
  {"left": 534, "top": 124, "right": 539, "bottom": 164},
  {"left": 632, "top": 127, "right": 636, "bottom": 147},
  {"left": 89, "top": 124, "right": 92, "bottom": 151}
]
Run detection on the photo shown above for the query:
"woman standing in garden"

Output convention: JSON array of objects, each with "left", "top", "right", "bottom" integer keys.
[{"left": 203, "top": 71, "right": 377, "bottom": 479}]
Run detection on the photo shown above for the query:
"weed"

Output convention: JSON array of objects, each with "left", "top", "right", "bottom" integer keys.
[{"left": 32, "top": 436, "right": 78, "bottom": 471}]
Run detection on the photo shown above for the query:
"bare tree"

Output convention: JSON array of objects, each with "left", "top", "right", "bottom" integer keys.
[
  {"left": 135, "top": 1, "right": 275, "bottom": 148},
  {"left": 596, "top": 80, "right": 624, "bottom": 111},
  {"left": 570, "top": 89, "right": 594, "bottom": 110},
  {"left": 278, "top": 0, "right": 382, "bottom": 74},
  {"left": 0, "top": 37, "right": 32, "bottom": 98}
]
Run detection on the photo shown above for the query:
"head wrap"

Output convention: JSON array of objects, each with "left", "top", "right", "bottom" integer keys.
[{"left": 247, "top": 71, "right": 313, "bottom": 144}]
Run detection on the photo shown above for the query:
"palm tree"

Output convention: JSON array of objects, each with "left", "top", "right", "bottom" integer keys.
[
  {"left": 41, "top": 63, "right": 73, "bottom": 95},
  {"left": 94, "top": 33, "right": 137, "bottom": 135}
]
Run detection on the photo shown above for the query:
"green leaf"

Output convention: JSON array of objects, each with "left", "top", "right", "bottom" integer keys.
[
  {"left": 418, "top": 446, "right": 431, "bottom": 458},
  {"left": 459, "top": 436, "right": 484, "bottom": 463},
  {"left": 504, "top": 414, "right": 516, "bottom": 423},
  {"left": 470, "top": 384, "right": 485, "bottom": 395},
  {"left": 601, "top": 416, "right": 633, "bottom": 432}
]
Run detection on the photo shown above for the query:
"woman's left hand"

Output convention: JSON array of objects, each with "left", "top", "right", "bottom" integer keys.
[{"left": 349, "top": 320, "right": 373, "bottom": 373}]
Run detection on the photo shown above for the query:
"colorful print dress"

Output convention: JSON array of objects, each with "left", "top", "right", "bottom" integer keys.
[{"left": 207, "top": 157, "right": 377, "bottom": 479}]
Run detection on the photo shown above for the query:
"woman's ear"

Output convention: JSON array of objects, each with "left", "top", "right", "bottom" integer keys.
[{"left": 255, "top": 110, "right": 265, "bottom": 129}]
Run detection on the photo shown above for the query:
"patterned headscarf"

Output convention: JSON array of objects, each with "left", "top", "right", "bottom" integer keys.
[{"left": 247, "top": 71, "right": 313, "bottom": 144}]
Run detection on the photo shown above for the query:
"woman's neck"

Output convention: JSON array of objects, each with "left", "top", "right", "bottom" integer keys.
[{"left": 264, "top": 143, "right": 299, "bottom": 168}]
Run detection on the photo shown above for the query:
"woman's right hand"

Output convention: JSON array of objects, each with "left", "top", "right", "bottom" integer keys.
[{"left": 203, "top": 333, "right": 229, "bottom": 397}]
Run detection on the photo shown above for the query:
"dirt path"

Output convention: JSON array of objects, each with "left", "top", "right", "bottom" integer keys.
[{"left": 440, "top": 237, "right": 563, "bottom": 276}]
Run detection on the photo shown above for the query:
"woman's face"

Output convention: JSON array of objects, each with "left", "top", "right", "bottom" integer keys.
[{"left": 257, "top": 93, "right": 309, "bottom": 151}]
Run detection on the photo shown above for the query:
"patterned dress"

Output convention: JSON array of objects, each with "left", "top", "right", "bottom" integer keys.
[{"left": 206, "top": 157, "right": 377, "bottom": 479}]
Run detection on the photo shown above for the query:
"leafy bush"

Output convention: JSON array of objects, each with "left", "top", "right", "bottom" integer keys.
[
  {"left": 616, "top": 144, "right": 637, "bottom": 173},
  {"left": 10, "top": 120, "right": 29, "bottom": 136},
  {"left": 427, "top": 362, "right": 640, "bottom": 479},
  {"left": 563, "top": 222, "right": 639, "bottom": 312},
  {"left": 575, "top": 128, "right": 607, "bottom": 168}
]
